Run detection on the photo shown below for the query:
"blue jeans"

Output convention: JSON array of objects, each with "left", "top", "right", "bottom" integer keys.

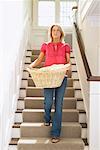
[{"left": 44, "top": 77, "right": 67, "bottom": 137}]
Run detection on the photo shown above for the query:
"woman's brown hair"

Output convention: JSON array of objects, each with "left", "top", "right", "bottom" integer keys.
[{"left": 49, "top": 24, "right": 64, "bottom": 42}]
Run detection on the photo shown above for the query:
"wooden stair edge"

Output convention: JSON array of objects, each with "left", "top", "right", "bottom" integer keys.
[
  {"left": 22, "top": 77, "right": 75, "bottom": 80},
  {"left": 18, "top": 97, "right": 83, "bottom": 101},
  {"left": 25, "top": 62, "right": 77, "bottom": 65},
  {"left": 12, "top": 122, "right": 87, "bottom": 129},
  {"left": 27, "top": 49, "right": 73, "bottom": 52},
  {"left": 15, "top": 109, "right": 86, "bottom": 114},
  {"left": 23, "top": 69, "right": 78, "bottom": 72}
]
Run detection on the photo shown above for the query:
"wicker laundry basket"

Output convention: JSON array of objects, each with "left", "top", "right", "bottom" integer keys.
[{"left": 27, "top": 64, "right": 70, "bottom": 88}]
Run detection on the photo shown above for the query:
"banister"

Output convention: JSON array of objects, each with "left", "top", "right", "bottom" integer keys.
[{"left": 72, "top": 7, "right": 100, "bottom": 81}]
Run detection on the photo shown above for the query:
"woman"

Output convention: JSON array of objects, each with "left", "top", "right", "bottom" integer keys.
[{"left": 28, "top": 24, "right": 71, "bottom": 143}]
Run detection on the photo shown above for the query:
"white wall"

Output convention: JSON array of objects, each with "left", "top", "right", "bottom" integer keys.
[
  {"left": 97, "top": 18, "right": 100, "bottom": 75},
  {"left": 89, "top": 82, "right": 100, "bottom": 150},
  {"left": 81, "top": 16, "right": 100, "bottom": 75},
  {"left": 0, "top": 1, "right": 32, "bottom": 150},
  {"left": 77, "top": 0, "right": 95, "bottom": 27},
  {"left": 31, "top": 28, "right": 48, "bottom": 50},
  {"left": 77, "top": 0, "right": 100, "bottom": 76}
]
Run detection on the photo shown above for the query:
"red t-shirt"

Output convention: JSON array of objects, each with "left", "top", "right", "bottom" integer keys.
[{"left": 40, "top": 42, "right": 71, "bottom": 66}]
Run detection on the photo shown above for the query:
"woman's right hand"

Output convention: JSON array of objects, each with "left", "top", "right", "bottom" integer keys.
[{"left": 27, "top": 52, "right": 45, "bottom": 69}]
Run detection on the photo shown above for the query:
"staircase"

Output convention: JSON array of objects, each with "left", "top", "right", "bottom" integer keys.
[{"left": 9, "top": 49, "right": 88, "bottom": 150}]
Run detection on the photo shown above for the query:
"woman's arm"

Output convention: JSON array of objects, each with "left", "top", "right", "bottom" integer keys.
[
  {"left": 66, "top": 53, "right": 70, "bottom": 64},
  {"left": 28, "top": 52, "right": 45, "bottom": 68},
  {"left": 65, "top": 53, "right": 71, "bottom": 74}
]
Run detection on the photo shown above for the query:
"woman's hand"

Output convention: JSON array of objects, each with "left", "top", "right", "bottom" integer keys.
[
  {"left": 27, "top": 52, "right": 45, "bottom": 69},
  {"left": 64, "top": 63, "right": 71, "bottom": 70},
  {"left": 65, "top": 63, "right": 71, "bottom": 75}
]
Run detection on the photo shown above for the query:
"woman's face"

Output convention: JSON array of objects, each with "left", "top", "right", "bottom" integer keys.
[{"left": 51, "top": 25, "right": 61, "bottom": 40}]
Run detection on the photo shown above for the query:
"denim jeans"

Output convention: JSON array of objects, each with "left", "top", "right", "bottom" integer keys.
[{"left": 44, "top": 77, "right": 67, "bottom": 137}]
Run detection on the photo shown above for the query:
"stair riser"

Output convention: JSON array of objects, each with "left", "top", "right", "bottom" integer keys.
[
  {"left": 23, "top": 71, "right": 29, "bottom": 78},
  {"left": 75, "top": 91, "right": 82, "bottom": 98},
  {"left": 24, "top": 99, "right": 76, "bottom": 109},
  {"left": 8, "top": 145, "right": 89, "bottom": 150},
  {"left": 11, "top": 128, "right": 87, "bottom": 139},
  {"left": 73, "top": 81, "right": 80, "bottom": 88},
  {"left": 17, "top": 101, "right": 25, "bottom": 109},
  {"left": 79, "top": 114, "right": 86, "bottom": 123},
  {"left": 72, "top": 72, "right": 78, "bottom": 79},
  {"left": 19, "top": 90, "right": 26, "bottom": 98},
  {"left": 9, "top": 145, "right": 17, "bottom": 150},
  {"left": 12, "top": 128, "right": 20, "bottom": 138},
  {"left": 17, "top": 99, "right": 84, "bottom": 110},
  {"left": 22, "top": 111, "right": 79, "bottom": 122},
  {"left": 19, "top": 89, "right": 82, "bottom": 98},
  {"left": 26, "top": 88, "right": 75, "bottom": 97},
  {"left": 25, "top": 57, "right": 31, "bottom": 63},
  {"left": 20, "top": 126, "right": 81, "bottom": 138},
  {"left": 77, "top": 101, "right": 84, "bottom": 110},
  {"left": 18, "top": 144, "right": 84, "bottom": 150},
  {"left": 15, "top": 113, "right": 86, "bottom": 123},
  {"left": 28, "top": 78, "right": 73, "bottom": 87},
  {"left": 25, "top": 51, "right": 32, "bottom": 56},
  {"left": 21, "top": 80, "right": 28, "bottom": 88},
  {"left": 15, "top": 113, "right": 23, "bottom": 123}
]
